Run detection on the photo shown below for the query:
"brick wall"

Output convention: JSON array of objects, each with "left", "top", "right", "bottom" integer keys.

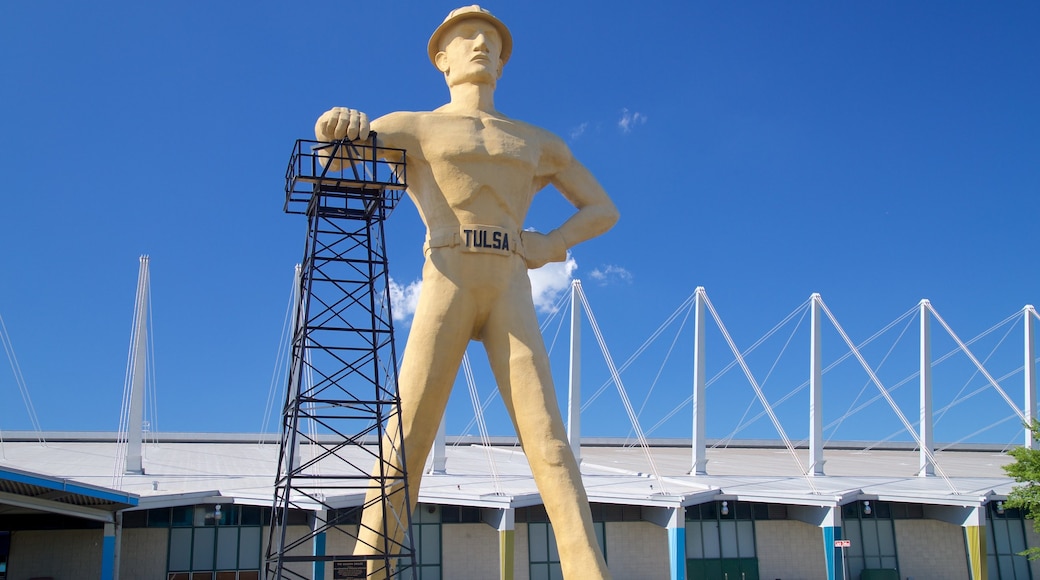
[
  {"left": 894, "top": 519, "right": 968, "bottom": 580},
  {"left": 119, "top": 527, "right": 168, "bottom": 579},
  {"left": 755, "top": 519, "right": 825, "bottom": 580},
  {"left": 442, "top": 522, "right": 499, "bottom": 579},
  {"left": 9, "top": 529, "right": 102, "bottom": 580},
  {"left": 601, "top": 521, "right": 669, "bottom": 580}
]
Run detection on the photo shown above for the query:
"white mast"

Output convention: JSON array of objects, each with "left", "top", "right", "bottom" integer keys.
[
  {"left": 567, "top": 279, "right": 582, "bottom": 462},
  {"left": 125, "top": 255, "right": 150, "bottom": 474}
]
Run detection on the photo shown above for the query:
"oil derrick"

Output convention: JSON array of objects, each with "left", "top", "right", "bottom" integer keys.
[{"left": 266, "top": 137, "right": 416, "bottom": 579}]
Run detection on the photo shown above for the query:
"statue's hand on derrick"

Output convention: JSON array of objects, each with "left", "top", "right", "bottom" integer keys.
[
  {"left": 315, "top": 107, "right": 371, "bottom": 142},
  {"left": 314, "top": 107, "right": 372, "bottom": 170}
]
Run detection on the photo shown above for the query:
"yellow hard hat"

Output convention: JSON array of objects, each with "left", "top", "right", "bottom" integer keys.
[{"left": 427, "top": 5, "right": 513, "bottom": 67}]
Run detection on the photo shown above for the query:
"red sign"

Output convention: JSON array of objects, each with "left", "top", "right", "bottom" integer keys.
[{"left": 834, "top": 539, "right": 852, "bottom": 548}]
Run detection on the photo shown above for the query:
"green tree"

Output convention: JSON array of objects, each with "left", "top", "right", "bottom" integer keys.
[{"left": 1003, "top": 419, "right": 1040, "bottom": 560}]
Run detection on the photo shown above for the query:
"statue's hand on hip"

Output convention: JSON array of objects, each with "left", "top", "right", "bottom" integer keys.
[{"left": 520, "top": 230, "right": 568, "bottom": 270}]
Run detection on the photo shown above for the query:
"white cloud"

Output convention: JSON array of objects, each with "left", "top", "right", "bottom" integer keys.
[
  {"left": 618, "top": 108, "right": 647, "bottom": 134},
  {"left": 528, "top": 255, "right": 578, "bottom": 313},
  {"left": 388, "top": 256, "right": 579, "bottom": 323},
  {"left": 589, "top": 264, "right": 633, "bottom": 285},
  {"left": 569, "top": 122, "right": 589, "bottom": 140},
  {"left": 388, "top": 277, "right": 422, "bottom": 322}
]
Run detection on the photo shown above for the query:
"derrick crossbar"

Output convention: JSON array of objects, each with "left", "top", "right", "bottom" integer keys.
[{"left": 267, "top": 138, "right": 416, "bottom": 579}]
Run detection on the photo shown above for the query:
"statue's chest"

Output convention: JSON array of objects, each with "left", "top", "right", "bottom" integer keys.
[{"left": 427, "top": 118, "right": 538, "bottom": 168}]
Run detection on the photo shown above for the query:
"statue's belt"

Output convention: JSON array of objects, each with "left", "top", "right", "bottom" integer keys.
[{"left": 424, "top": 225, "right": 523, "bottom": 257}]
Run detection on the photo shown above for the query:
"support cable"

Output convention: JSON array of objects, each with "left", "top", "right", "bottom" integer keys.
[
  {"left": 575, "top": 283, "right": 667, "bottom": 493},
  {"left": 581, "top": 291, "right": 699, "bottom": 411},
  {"left": 644, "top": 298, "right": 817, "bottom": 439},
  {"left": 462, "top": 353, "right": 503, "bottom": 496},
  {"left": 823, "top": 311, "right": 1020, "bottom": 441},
  {"left": 926, "top": 303, "right": 1025, "bottom": 422},
  {"left": 0, "top": 312, "right": 45, "bottom": 441},
  {"left": 700, "top": 292, "right": 820, "bottom": 495},
  {"left": 627, "top": 298, "right": 695, "bottom": 443},
  {"left": 934, "top": 314, "right": 1017, "bottom": 425},
  {"left": 816, "top": 297, "right": 959, "bottom": 492},
  {"left": 718, "top": 303, "right": 808, "bottom": 448},
  {"left": 455, "top": 279, "right": 571, "bottom": 441},
  {"left": 825, "top": 311, "right": 916, "bottom": 444},
  {"left": 260, "top": 271, "right": 299, "bottom": 442}
]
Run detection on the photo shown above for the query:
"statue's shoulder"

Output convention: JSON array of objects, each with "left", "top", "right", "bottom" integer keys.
[
  {"left": 372, "top": 110, "right": 428, "bottom": 132},
  {"left": 370, "top": 111, "right": 434, "bottom": 151},
  {"left": 496, "top": 115, "right": 569, "bottom": 156}
]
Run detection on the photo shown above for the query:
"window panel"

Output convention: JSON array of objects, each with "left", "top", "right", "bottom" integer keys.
[
  {"left": 150, "top": 508, "right": 172, "bottom": 527},
  {"left": 420, "top": 525, "right": 441, "bottom": 565},
  {"left": 595, "top": 522, "right": 606, "bottom": 562},
  {"left": 193, "top": 527, "right": 216, "bottom": 570},
  {"left": 847, "top": 557, "right": 865, "bottom": 580},
  {"left": 1010, "top": 519, "right": 1028, "bottom": 553},
  {"left": 530, "top": 523, "right": 548, "bottom": 562},
  {"left": 547, "top": 525, "right": 559, "bottom": 561},
  {"left": 737, "top": 520, "right": 755, "bottom": 556},
  {"left": 844, "top": 522, "right": 862, "bottom": 558},
  {"left": 877, "top": 521, "right": 896, "bottom": 556},
  {"left": 241, "top": 506, "right": 262, "bottom": 526},
  {"left": 238, "top": 528, "right": 261, "bottom": 569},
  {"left": 686, "top": 522, "right": 704, "bottom": 559},
  {"left": 172, "top": 507, "right": 194, "bottom": 527},
  {"left": 998, "top": 555, "right": 1015, "bottom": 578},
  {"left": 215, "top": 527, "right": 238, "bottom": 570},
  {"left": 549, "top": 562, "right": 563, "bottom": 580},
  {"left": 1013, "top": 552, "right": 1031, "bottom": 579},
  {"left": 169, "top": 528, "right": 193, "bottom": 571},
  {"left": 994, "top": 518, "right": 1012, "bottom": 552},
  {"left": 530, "top": 562, "right": 549, "bottom": 580},
  {"left": 719, "top": 520, "right": 739, "bottom": 558},
  {"left": 702, "top": 521, "right": 721, "bottom": 559},
  {"left": 861, "top": 519, "right": 880, "bottom": 556}
]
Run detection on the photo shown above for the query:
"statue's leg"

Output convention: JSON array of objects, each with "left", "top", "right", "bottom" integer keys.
[
  {"left": 481, "top": 269, "right": 612, "bottom": 580},
  {"left": 355, "top": 263, "right": 474, "bottom": 578}
]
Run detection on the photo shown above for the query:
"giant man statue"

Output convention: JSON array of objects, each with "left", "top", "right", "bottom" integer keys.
[{"left": 315, "top": 6, "right": 618, "bottom": 578}]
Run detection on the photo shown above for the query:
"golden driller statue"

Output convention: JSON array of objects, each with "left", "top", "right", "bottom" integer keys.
[{"left": 315, "top": 6, "right": 618, "bottom": 578}]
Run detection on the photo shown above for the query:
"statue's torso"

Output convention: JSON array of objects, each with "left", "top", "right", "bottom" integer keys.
[{"left": 375, "top": 111, "right": 561, "bottom": 233}]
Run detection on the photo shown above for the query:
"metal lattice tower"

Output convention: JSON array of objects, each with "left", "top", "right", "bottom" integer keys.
[{"left": 266, "top": 137, "right": 416, "bottom": 579}]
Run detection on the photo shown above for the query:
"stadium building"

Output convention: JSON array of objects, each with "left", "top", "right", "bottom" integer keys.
[{"left": 1, "top": 285, "right": 1038, "bottom": 580}]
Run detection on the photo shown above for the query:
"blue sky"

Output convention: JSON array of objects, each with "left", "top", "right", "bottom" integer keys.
[{"left": 1, "top": 2, "right": 1037, "bottom": 447}]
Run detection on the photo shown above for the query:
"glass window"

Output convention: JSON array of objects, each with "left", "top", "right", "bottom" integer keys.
[
  {"left": 685, "top": 501, "right": 760, "bottom": 580},
  {"left": 403, "top": 504, "right": 442, "bottom": 579},
  {"left": 528, "top": 520, "right": 606, "bottom": 579},
  {"left": 841, "top": 501, "right": 899, "bottom": 580},
  {"left": 0, "top": 531, "right": 10, "bottom": 576},
  {"left": 986, "top": 502, "right": 1033, "bottom": 579},
  {"left": 163, "top": 504, "right": 263, "bottom": 580}
]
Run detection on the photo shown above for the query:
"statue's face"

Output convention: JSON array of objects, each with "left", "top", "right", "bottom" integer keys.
[{"left": 436, "top": 18, "right": 503, "bottom": 87}]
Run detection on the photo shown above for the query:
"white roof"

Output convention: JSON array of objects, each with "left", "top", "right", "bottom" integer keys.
[{"left": 0, "top": 432, "right": 1018, "bottom": 512}]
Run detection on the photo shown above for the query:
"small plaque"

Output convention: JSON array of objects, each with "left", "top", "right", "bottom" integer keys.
[{"left": 333, "top": 561, "right": 366, "bottom": 579}]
